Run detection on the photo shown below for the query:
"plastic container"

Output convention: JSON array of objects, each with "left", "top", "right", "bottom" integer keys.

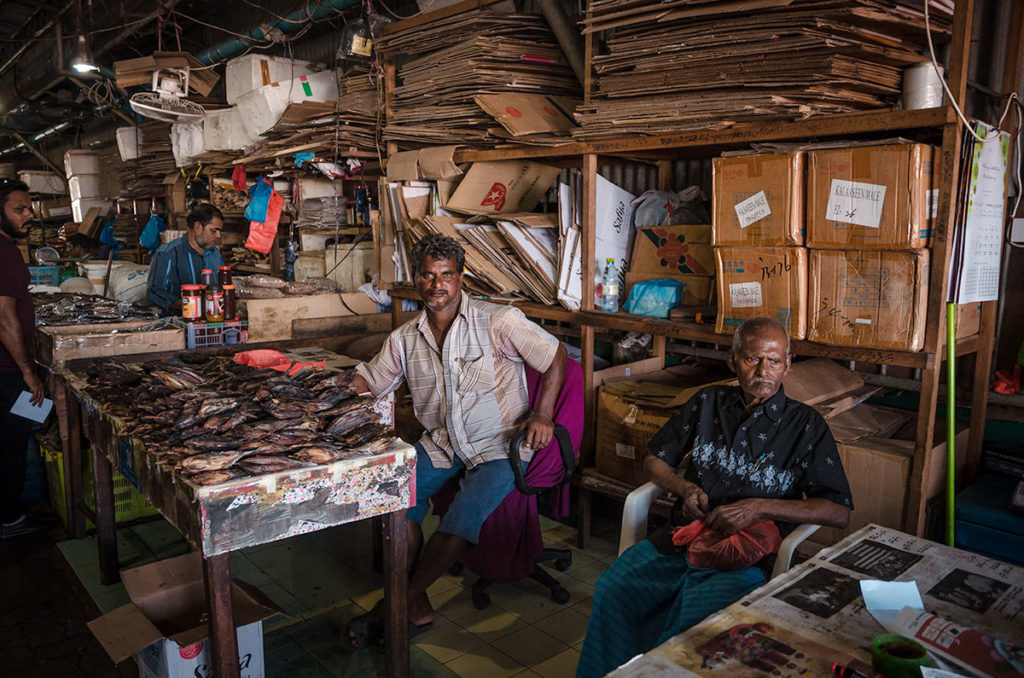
[
  {"left": 225, "top": 54, "right": 322, "bottom": 104},
  {"left": 63, "top": 149, "right": 101, "bottom": 176},
  {"left": 223, "top": 284, "right": 237, "bottom": 320},
  {"left": 29, "top": 266, "right": 61, "bottom": 287},
  {"left": 204, "top": 281, "right": 225, "bottom": 322},
  {"left": 18, "top": 170, "right": 66, "bottom": 195},
  {"left": 181, "top": 284, "right": 204, "bottom": 319},
  {"left": 173, "top": 319, "right": 249, "bottom": 349},
  {"left": 69, "top": 174, "right": 102, "bottom": 201},
  {"left": 600, "top": 258, "right": 619, "bottom": 312},
  {"left": 116, "top": 127, "right": 143, "bottom": 161},
  {"left": 218, "top": 265, "right": 233, "bottom": 286}
]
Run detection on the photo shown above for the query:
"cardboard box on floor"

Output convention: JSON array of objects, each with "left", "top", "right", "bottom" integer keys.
[
  {"left": 712, "top": 152, "right": 804, "bottom": 246},
  {"left": 807, "top": 143, "right": 938, "bottom": 249},
  {"left": 715, "top": 246, "right": 808, "bottom": 339},
  {"left": 88, "top": 552, "right": 276, "bottom": 678},
  {"left": 808, "top": 249, "right": 930, "bottom": 352}
]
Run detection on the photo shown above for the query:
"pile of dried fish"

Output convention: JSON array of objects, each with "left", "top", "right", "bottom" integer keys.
[
  {"left": 35, "top": 295, "right": 159, "bottom": 326},
  {"left": 82, "top": 355, "right": 395, "bottom": 486}
]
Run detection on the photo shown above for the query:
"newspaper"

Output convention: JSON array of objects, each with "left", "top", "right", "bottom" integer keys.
[{"left": 612, "top": 524, "right": 1024, "bottom": 677}]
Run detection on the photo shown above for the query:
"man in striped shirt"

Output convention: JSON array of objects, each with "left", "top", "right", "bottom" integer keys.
[{"left": 347, "top": 233, "right": 566, "bottom": 646}]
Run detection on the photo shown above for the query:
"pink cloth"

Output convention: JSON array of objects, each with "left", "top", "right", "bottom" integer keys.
[{"left": 433, "top": 358, "right": 583, "bottom": 582}]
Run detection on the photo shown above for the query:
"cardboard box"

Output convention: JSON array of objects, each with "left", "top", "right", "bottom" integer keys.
[
  {"left": 807, "top": 143, "right": 938, "bottom": 249},
  {"left": 445, "top": 160, "right": 560, "bottom": 215},
  {"left": 474, "top": 93, "right": 579, "bottom": 137},
  {"left": 116, "top": 127, "right": 143, "bottom": 161},
  {"left": 631, "top": 225, "right": 715, "bottom": 277},
  {"left": 245, "top": 293, "right": 379, "bottom": 342},
  {"left": 35, "top": 320, "right": 185, "bottom": 368},
  {"left": 808, "top": 249, "right": 929, "bottom": 352},
  {"left": 715, "top": 246, "right": 808, "bottom": 339},
  {"left": 113, "top": 51, "right": 219, "bottom": 96},
  {"left": 225, "top": 54, "right": 322, "bottom": 105},
  {"left": 33, "top": 197, "right": 72, "bottom": 219},
  {"left": 712, "top": 152, "right": 804, "bottom": 246},
  {"left": 941, "top": 302, "right": 982, "bottom": 340},
  {"left": 624, "top": 271, "right": 713, "bottom": 307},
  {"left": 88, "top": 552, "right": 276, "bottom": 677}
]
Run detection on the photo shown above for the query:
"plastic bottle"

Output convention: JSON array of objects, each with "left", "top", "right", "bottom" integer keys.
[
  {"left": 600, "top": 258, "right": 619, "bottom": 312},
  {"left": 204, "top": 279, "right": 225, "bottom": 322},
  {"left": 222, "top": 284, "right": 237, "bottom": 321}
]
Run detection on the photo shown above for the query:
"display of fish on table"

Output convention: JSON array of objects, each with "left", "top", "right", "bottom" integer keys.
[
  {"left": 35, "top": 294, "right": 160, "bottom": 326},
  {"left": 80, "top": 354, "right": 394, "bottom": 486}
]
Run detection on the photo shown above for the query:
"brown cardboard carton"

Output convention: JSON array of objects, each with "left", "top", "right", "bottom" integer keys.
[
  {"left": 808, "top": 249, "right": 929, "bottom": 352},
  {"left": 712, "top": 152, "right": 804, "bottom": 246},
  {"left": 631, "top": 225, "right": 715, "bottom": 277},
  {"left": 939, "top": 302, "right": 982, "bottom": 339},
  {"left": 807, "top": 143, "right": 938, "bottom": 249},
  {"left": 714, "top": 246, "right": 808, "bottom": 339},
  {"left": 474, "top": 93, "right": 579, "bottom": 136},
  {"left": 624, "top": 271, "right": 713, "bottom": 307},
  {"left": 445, "top": 160, "right": 560, "bottom": 215}
]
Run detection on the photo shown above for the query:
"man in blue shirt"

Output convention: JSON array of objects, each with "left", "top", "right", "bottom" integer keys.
[{"left": 146, "top": 203, "right": 224, "bottom": 314}]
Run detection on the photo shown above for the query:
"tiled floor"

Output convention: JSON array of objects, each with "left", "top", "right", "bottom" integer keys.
[{"left": 58, "top": 509, "right": 622, "bottom": 677}]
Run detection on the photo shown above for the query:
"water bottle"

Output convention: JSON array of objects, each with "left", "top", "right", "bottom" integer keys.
[{"left": 600, "top": 258, "right": 619, "bottom": 312}]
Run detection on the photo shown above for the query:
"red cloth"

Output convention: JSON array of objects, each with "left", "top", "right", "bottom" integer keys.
[
  {"left": 233, "top": 350, "right": 325, "bottom": 374},
  {"left": 433, "top": 358, "right": 584, "bottom": 583},
  {"left": 232, "top": 165, "right": 247, "bottom": 192}
]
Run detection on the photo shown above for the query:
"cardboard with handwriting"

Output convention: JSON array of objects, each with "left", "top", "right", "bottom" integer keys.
[
  {"left": 712, "top": 152, "right": 804, "bottom": 247},
  {"left": 714, "top": 246, "right": 808, "bottom": 338},
  {"left": 808, "top": 248, "right": 930, "bottom": 352}
]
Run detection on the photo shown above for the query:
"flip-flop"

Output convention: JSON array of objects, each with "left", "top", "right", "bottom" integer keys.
[{"left": 345, "top": 600, "right": 432, "bottom": 649}]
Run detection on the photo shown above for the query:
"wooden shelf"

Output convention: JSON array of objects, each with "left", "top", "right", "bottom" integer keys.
[{"left": 453, "top": 107, "right": 951, "bottom": 163}]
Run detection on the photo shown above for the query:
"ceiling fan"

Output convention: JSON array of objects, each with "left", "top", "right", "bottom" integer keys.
[{"left": 129, "top": 67, "right": 205, "bottom": 124}]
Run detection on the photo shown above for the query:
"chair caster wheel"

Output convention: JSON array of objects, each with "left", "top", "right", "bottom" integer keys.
[
  {"left": 551, "top": 587, "right": 569, "bottom": 605},
  {"left": 555, "top": 557, "right": 571, "bottom": 572},
  {"left": 449, "top": 562, "right": 464, "bottom": 576},
  {"left": 472, "top": 591, "right": 491, "bottom": 609}
]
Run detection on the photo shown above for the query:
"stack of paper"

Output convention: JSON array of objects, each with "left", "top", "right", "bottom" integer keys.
[
  {"left": 378, "top": 11, "right": 580, "bottom": 148},
  {"left": 117, "top": 121, "right": 177, "bottom": 197},
  {"left": 576, "top": 0, "right": 953, "bottom": 138}
]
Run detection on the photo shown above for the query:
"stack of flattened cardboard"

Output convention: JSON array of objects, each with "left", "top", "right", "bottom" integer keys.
[
  {"left": 379, "top": 11, "right": 580, "bottom": 148},
  {"left": 575, "top": 0, "right": 952, "bottom": 138},
  {"left": 117, "top": 121, "right": 176, "bottom": 198}
]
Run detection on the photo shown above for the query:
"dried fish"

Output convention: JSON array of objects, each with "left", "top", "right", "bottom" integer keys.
[
  {"left": 179, "top": 449, "right": 254, "bottom": 473},
  {"left": 197, "top": 397, "right": 240, "bottom": 418},
  {"left": 289, "top": 446, "right": 343, "bottom": 465},
  {"left": 187, "top": 469, "right": 249, "bottom": 486},
  {"left": 237, "top": 455, "right": 310, "bottom": 475}
]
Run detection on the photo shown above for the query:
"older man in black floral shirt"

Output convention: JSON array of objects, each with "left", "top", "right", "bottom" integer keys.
[{"left": 577, "top": 317, "right": 853, "bottom": 678}]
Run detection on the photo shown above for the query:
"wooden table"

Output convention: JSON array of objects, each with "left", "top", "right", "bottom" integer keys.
[
  {"left": 609, "top": 524, "right": 1024, "bottom": 677},
  {"left": 59, "top": 348, "right": 416, "bottom": 678}
]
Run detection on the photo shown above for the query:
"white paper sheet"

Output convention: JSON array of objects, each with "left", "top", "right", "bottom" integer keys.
[
  {"left": 10, "top": 390, "right": 53, "bottom": 423},
  {"left": 860, "top": 580, "right": 924, "bottom": 629}
]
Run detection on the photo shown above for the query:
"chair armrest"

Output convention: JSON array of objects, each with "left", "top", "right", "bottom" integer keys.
[
  {"left": 771, "top": 523, "right": 821, "bottom": 579},
  {"left": 619, "top": 481, "right": 665, "bottom": 556}
]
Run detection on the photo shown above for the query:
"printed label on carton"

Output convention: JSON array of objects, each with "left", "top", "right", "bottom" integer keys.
[
  {"left": 825, "top": 179, "right": 887, "bottom": 229},
  {"left": 729, "top": 282, "right": 763, "bottom": 308},
  {"left": 734, "top": 190, "right": 772, "bottom": 228},
  {"left": 928, "top": 189, "right": 939, "bottom": 219},
  {"left": 615, "top": 443, "right": 636, "bottom": 460}
]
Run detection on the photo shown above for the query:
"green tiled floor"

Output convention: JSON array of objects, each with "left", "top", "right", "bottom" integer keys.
[{"left": 58, "top": 511, "right": 617, "bottom": 677}]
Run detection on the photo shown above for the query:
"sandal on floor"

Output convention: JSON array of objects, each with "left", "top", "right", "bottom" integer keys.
[{"left": 345, "top": 600, "right": 385, "bottom": 649}]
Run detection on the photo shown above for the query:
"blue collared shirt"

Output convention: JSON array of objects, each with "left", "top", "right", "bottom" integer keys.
[{"left": 145, "top": 235, "right": 223, "bottom": 312}]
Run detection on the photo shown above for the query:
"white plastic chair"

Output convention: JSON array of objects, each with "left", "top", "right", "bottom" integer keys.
[{"left": 618, "top": 481, "right": 821, "bottom": 580}]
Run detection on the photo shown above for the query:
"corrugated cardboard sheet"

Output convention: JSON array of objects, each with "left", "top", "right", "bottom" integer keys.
[
  {"left": 712, "top": 152, "right": 804, "bottom": 246},
  {"left": 807, "top": 143, "right": 938, "bottom": 249},
  {"left": 631, "top": 225, "right": 715, "bottom": 276},
  {"left": 715, "top": 246, "right": 808, "bottom": 338},
  {"left": 808, "top": 249, "right": 929, "bottom": 351}
]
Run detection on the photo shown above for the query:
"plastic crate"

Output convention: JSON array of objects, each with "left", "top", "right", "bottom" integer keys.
[
  {"left": 39, "top": 437, "right": 157, "bottom": 529},
  {"left": 173, "top": 319, "right": 248, "bottom": 349},
  {"left": 30, "top": 266, "right": 61, "bottom": 286}
]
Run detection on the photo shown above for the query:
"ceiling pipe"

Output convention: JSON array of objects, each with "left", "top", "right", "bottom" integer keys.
[{"left": 195, "top": 0, "right": 363, "bottom": 65}]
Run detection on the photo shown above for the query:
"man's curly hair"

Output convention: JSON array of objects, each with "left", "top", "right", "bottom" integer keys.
[{"left": 410, "top": 233, "right": 465, "bottom": 276}]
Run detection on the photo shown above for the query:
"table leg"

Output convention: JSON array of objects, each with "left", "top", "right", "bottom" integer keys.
[
  {"left": 578, "top": 488, "right": 592, "bottom": 551},
  {"left": 203, "top": 553, "right": 241, "bottom": 678},
  {"left": 66, "top": 384, "right": 87, "bottom": 538},
  {"left": 383, "top": 509, "right": 409, "bottom": 678},
  {"left": 92, "top": 451, "right": 119, "bottom": 585}
]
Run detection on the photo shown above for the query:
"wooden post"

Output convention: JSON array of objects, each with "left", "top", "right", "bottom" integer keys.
[
  {"left": 92, "top": 450, "right": 119, "bottom": 585},
  {"left": 66, "top": 383, "right": 86, "bottom": 539},
  {"left": 383, "top": 509, "right": 409, "bottom": 678},
  {"left": 202, "top": 553, "right": 241, "bottom": 678}
]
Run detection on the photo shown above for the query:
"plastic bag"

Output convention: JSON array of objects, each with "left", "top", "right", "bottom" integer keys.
[
  {"left": 245, "top": 187, "right": 284, "bottom": 254},
  {"left": 337, "top": 13, "right": 391, "bottom": 62},
  {"left": 631, "top": 186, "right": 709, "bottom": 227},
  {"left": 139, "top": 214, "right": 165, "bottom": 251},
  {"left": 672, "top": 519, "right": 782, "bottom": 571},
  {"left": 244, "top": 175, "right": 273, "bottom": 223},
  {"left": 623, "top": 279, "right": 686, "bottom": 318}
]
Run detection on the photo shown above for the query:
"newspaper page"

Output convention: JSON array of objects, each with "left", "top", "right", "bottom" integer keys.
[{"left": 611, "top": 524, "right": 1024, "bottom": 677}]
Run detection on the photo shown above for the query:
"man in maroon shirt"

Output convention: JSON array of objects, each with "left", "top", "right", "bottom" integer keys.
[{"left": 0, "top": 177, "right": 45, "bottom": 539}]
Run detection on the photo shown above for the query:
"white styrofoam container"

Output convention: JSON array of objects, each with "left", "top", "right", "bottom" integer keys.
[
  {"left": 18, "top": 170, "right": 67, "bottom": 195},
  {"left": 236, "top": 70, "right": 339, "bottom": 137},
  {"left": 72, "top": 197, "right": 110, "bottom": 223},
  {"left": 69, "top": 174, "right": 102, "bottom": 201},
  {"left": 138, "top": 620, "right": 264, "bottom": 678},
  {"left": 116, "top": 127, "right": 144, "bottom": 161},
  {"left": 203, "top": 107, "right": 263, "bottom": 151},
  {"left": 225, "top": 54, "right": 322, "bottom": 105},
  {"left": 64, "top": 149, "right": 101, "bottom": 177}
]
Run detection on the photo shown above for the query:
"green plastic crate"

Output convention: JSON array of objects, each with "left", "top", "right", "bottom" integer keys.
[{"left": 39, "top": 437, "right": 157, "bottom": 529}]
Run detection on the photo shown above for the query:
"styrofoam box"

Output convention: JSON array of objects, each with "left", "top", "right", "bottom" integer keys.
[
  {"left": 138, "top": 620, "right": 264, "bottom": 678},
  {"left": 236, "top": 70, "right": 339, "bottom": 137},
  {"left": 72, "top": 198, "right": 109, "bottom": 223},
  {"left": 204, "top": 107, "right": 262, "bottom": 151},
  {"left": 116, "top": 127, "right": 143, "bottom": 161},
  {"left": 18, "top": 170, "right": 67, "bottom": 195},
  {"left": 69, "top": 174, "right": 102, "bottom": 201},
  {"left": 226, "top": 54, "right": 322, "bottom": 105},
  {"left": 64, "top": 149, "right": 100, "bottom": 177}
]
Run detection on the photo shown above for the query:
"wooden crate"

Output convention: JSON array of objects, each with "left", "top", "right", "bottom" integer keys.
[
  {"left": 34, "top": 320, "right": 185, "bottom": 367},
  {"left": 245, "top": 293, "right": 380, "bottom": 342}
]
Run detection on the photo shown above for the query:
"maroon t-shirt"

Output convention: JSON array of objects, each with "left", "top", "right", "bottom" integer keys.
[{"left": 0, "top": 235, "right": 33, "bottom": 373}]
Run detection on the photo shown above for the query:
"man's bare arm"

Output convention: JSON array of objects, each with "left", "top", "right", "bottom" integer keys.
[
  {"left": 704, "top": 496, "right": 850, "bottom": 535},
  {"left": 644, "top": 454, "right": 710, "bottom": 520},
  {"left": 521, "top": 342, "right": 566, "bottom": 450}
]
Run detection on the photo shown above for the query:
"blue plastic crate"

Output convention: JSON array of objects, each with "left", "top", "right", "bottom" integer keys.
[
  {"left": 175, "top": 319, "right": 249, "bottom": 349},
  {"left": 29, "top": 266, "right": 61, "bottom": 286}
]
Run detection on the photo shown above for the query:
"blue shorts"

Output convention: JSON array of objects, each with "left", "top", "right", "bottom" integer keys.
[{"left": 408, "top": 443, "right": 522, "bottom": 544}]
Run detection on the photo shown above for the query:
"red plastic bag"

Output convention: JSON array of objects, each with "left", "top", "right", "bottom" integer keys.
[
  {"left": 245, "top": 190, "right": 284, "bottom": 254},
  {"left": 234, "top": 349, "right": 290, "bottom": 370},
  {"left": 672, "top": 519, "right": 782, "bottom": 570}
]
